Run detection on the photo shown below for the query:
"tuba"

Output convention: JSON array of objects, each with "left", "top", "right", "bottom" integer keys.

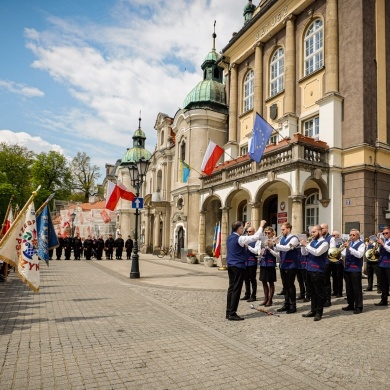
[
  {"left": 365, "top": 241, "right": 380, "bottom": 261},
  {"left": 328, "top": 241, "right": 349, "bottom": 262}
]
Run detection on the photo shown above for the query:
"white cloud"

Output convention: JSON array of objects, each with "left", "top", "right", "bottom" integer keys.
[
  {"left": 17, "top": 0, "right": 245, "bottom": 170},
  {"left": 0, "top": 130, "right": 65, "bottom": 155},
  {"left": 0, "top": 80, "right": 44, "bottom": 97}
]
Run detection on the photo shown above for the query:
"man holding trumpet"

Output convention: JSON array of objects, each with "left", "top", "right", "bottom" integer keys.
[
  {"left": 300, "top": 225, "right": 329, "bottom": 321},
  {"left": 375, "top": 226, "right": 390, "bottom": 306}
]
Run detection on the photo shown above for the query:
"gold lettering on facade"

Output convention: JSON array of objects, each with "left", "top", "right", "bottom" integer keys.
[{"left": 255, "top": 6, "right": 288, "bottom": 41}]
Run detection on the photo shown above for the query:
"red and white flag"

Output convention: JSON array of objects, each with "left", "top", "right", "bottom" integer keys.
[
  {"left": 105, "top": 181, "right": 136, "bottom": 211},
  {"left": 201, "top": 141, "right": 224, "bottom": 176},
  {"left": 213, "top": 222, "right": 221, "bottom": 259},
  {"left": 2, "top": 207, "right": 13, "bottom": 234}
]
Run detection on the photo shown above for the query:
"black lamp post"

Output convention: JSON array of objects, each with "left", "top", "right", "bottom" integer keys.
[
  {"left": 125, "top": 157, "right": 149, "bottom": 279},
  {"left": 71, "top": 212, "right": 76, "bottom": 236}
]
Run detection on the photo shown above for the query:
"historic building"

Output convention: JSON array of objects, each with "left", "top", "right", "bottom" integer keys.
[{"left": 107, "top": 0, "right": 390, "bottom": 261}]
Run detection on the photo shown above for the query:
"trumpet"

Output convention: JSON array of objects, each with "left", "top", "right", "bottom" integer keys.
[
  {"left": 271, "top": 234, "right": 283, "bottom": 244},
  {"left": 289, "top": 237, "right": 312, "bottom": 249}
]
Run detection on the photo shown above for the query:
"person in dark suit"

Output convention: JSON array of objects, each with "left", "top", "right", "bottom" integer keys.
[
  {"left": 64, "top": 233, "right": 73, "bottom": 260},
  {"left": 56, "top": 233, "right": 64, "bottom": 260},
  {"left": 105, "top": 234, "right": 115, "bottom": 260},
  {"left": 114, "top": 234, "right": 125, "bottom": 259},
  {"left": 125, "top": 236, "right": 134, "bottom": 259}
]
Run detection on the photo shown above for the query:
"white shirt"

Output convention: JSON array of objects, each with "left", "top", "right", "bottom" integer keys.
[
  {"left": 341, "top": 239, "right": 365, "bottom": 258},
  {"left": 301, "top": 237, "right": 329, "bottom": 256},
  {"left": 275, "top": 233, "right": 299, "bottom": 252}
]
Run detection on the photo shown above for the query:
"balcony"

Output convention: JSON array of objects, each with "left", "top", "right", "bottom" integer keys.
[{"left": 201, "top": 133, "right": 329, "bottom": 188}]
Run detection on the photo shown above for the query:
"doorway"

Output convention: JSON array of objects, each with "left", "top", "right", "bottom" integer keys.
[
  {"left": 177, "top": 227, "right": 185, "bottom": 259},
  {"left": 263, "top": 195, "right": 278, "bottom": 233}
]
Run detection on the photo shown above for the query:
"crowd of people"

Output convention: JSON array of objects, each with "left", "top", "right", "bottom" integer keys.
[
  {"left": 225, "top": 221, "right": 390, "bottom": 321},
  {"left": 52, "top": 233, "right": 134, "bottom": 261}
]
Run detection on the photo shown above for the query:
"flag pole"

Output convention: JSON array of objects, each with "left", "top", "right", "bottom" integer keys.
[
  {"left": 0, "top": 195, "right": 13, "bottom": 239},
  {"left": 0, "top": 186, "right": 41, "bottom": 248},
  {"left": 36, "top": 193, "right": 55, "bottom": 216},
  {"left": 254, "top": 112, "right": 291, "bottom": 144}
]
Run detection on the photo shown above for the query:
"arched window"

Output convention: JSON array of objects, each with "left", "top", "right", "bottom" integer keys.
[
  {"left": 270, "top": 48, "right": 284, "bottom": 96},
  {"left": 238, "top": 200, "right": 248, "bottom": 223},
  {"left": 305, "top": 192, "right": 319, "bottom": 231},
  {"left": 243, "top": 69, "right": 254, "bottom": 113},
  {"left": 180, "top": 141, "right": 186, "bottom": 162},
  {"left": 304, "top": 19, "right": 323, "bottom": 76}
]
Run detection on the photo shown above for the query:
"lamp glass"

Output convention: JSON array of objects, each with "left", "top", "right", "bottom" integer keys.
[
  {"left": 127, "top": 162, "right": 139, "bottom": 183},
  {"left": 137, "top": 158, "right": 149, "bottom": 177}
]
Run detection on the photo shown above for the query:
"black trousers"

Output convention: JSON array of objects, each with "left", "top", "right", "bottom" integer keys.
[
  {"left": 366, "top": 261, "right": 380, "bottom": 290},
  {"left": 244, "top": 265, "right": 257, "bottom": 298},
  {"left": 226, "top": 266, "right": 245, "bottom": 316},
  {"left": 64, "top": 248, "right": 72, "bottom": 260},
  {"left": 330, "top": 262, "right": 344, "bottom": 296},
  {"left": 323, "top": 263, "right": 332, "bottom": 303},
  {"left": 378, "top": 267, "right": 390, "bottom": 303},
  {"left": 307, "top": 271, "right": 325, "bottom": 313},
  {"left": 296, "top": 269, "right": 306, "bottom": 296},
  {"left": 280, "top": 268, "right": 297, "bottom": 308},
  {"left": 56, "top": 247, "right": 63, "bottom": 260},
  {"left": 116, "top": 248, "right": 123, "bottom": 259},
  {"left": 344, "top": 271, "right": 363, "bottom": 309}
]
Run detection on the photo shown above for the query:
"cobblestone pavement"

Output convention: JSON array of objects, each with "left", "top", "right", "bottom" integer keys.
[{"left": 0, "top": 256, "right": 389, "bottom": 390}]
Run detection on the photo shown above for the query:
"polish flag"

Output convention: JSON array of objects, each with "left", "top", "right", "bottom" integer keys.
[
  {"left": 213, "top": 222, "right": 221, "bottom": 258},
  {"left": 201, "top": 141, "right": 224, "bottom": 176},
  {"left": 3, "top": 207, "right": 13, "bottom": 234},
  {"left": 105, "top": 181, "right": 136, "bottom": 211}
]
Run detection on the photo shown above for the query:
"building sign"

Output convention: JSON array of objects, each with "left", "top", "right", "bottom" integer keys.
[
  {"left": 277, "top": 212, "right": 288, "bottom": 224},
  {"left": 255, "top": 6, "right": 288, "bottom": 40}
]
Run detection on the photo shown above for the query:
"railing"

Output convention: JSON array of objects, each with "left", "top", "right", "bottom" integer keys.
[{"left": 226, "top": 162, "right": 252, "bottom": 179}]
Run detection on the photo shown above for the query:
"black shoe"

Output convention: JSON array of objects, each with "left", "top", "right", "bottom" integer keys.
[
  {"left": 247, "top": 297, "right": 256, "bottom": 302},
  {"left": 228, "top": 314, "right": 245, "bottom": 321},
  {"left": 276, "top": 290, "right": 285, "bottom": 295},
  {"left": 364, "top": 288, "right": 372, "bottom": 292},
  {"left": 302, "top": 311, "right": 316, "bottom": 318},
  {"left": 374, "top": 301, "right": 388, "bottom": 306},
  {"left": 286, "top": 308, "right": 297, "bottom": 314},
  {"left": 353, "top": 308, "right": 362, "bottom": 314},
  {"left": 342, "top": 306, "right": 354, "bottom": 311},
  {"left": 303, "top": 297, "right": 311, "bottom": 302},
  {"left": 335, "top": 294, "right": 342, "bottom": 298},
  {"left": 323, "top": 301, "right": 331, "bottom": 307},
  {"left": 276, "top": 305, "right": 289, "bottom": 312},
  {"left": 377, "top": 290, "right": 382, "bottom": 294},
  {"left": 314, "top": 313, "right": 322, "bottom": 321},
  {"left": 240, "top": 296, "right": 250, "bottom": 301},
  {"left": 296, "top": 294, "right": 305, "bottom": 300}
]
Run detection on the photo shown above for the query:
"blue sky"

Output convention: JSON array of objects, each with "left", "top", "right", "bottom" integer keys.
[{"left": 0, "top": 0, "right": 243, "bottom": 179}]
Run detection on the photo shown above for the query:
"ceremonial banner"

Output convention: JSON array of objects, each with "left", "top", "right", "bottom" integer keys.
[
  {"left": 36, "top": 205, "right": 59, "bottom": 266},
  {"left": 0, "top": 200, "right": 40, "bottom": 292},
  {"left": 213, "top": 222, "right": 221, "bottom": 258},
  {"left": 249, "top": 113, "right": 274, "bottom": 163}
]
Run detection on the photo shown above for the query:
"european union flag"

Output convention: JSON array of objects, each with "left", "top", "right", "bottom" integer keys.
[
  {"left": 36, "top": 205, "right": 59, "bottom": 266},
  {"left": 249, "top": 113, "right": 274, "bottom": 163}
]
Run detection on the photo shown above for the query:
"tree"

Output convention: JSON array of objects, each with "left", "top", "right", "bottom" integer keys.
[
  {"left": 0, "top": 143, "right": 35, "bottom": 215},
  {"left": 71, "top": 152, "right": 101, "bottom": 202},
  {"left": 31, "top": 151, "right": 73, "bottom": 208}
]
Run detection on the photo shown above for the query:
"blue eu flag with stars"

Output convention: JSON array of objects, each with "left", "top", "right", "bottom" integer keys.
[{"left": 249, "top": 113, "right": 274, "bottom": 163}]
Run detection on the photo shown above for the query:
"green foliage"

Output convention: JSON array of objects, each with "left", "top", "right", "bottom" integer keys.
[{"left": 31, "top": 151, "right": 73, "bottom": 208}]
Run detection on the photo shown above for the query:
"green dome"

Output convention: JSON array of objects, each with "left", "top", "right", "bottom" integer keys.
[
  {"left": 121, "top": 147, "right": 152, "bottom": 163},
  {"left": 133, "top": 128, "right": 146, "bottom": 139},
  {"left": 183, "top": 79, "right": 226, "bottom": 109},
  {"left": 203, "top": 49, "right": 221, "bottom": 64}
]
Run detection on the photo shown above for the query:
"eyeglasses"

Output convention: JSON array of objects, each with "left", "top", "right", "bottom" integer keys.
[
  {"left": 265, "top": 232, "right": 272, "bottom": 235},
  {"left": 247, "top": 231, "right": 255, "bottom": 234},
  {"left": 349, "top": 234, "right": 357, "bottom": 236},
  {"left": 383, "top": 232, "right": 389, "bottom": 235}
]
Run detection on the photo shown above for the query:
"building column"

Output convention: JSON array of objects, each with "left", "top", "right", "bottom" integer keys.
[
  {"left": 284, "top": 14, "right": 296, "bottom": 115},
  {"left": 325, "top": 0, "right": 339, "bottom": 94},
  {"left": 253, "top": 43, "right": 264, "bottom": 116},
  {"left": 376, "top": 0, "right": 387, "bottom": 144},
  {"left": 153, "top": 213, "right": 160, "bottom": 248},
  {"left": 220, "top": 207, "right": 231, "bottom": 265},
  {"left": 250, "top": 202, "right": 262, "bottom": 229},
  {"left": 198, "top": 211, "right": 206, "bottom": 255},
  {"left": 289, "top": 195, "right": 305, "bottom": 234},
  {"left": 228, "top": 63, "right": 238, "bottom": 143}
]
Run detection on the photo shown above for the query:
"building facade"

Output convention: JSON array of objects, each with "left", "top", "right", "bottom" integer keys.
[{"left": 108, "top": 0, "right": 390, "bottom": 261}]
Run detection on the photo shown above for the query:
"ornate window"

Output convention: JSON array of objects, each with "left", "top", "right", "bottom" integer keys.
[
  {"left": 240, "top": 145, "right": 248, "bottom": 156},
  {"left": 180, "top": 141, "right": 186, "bottom": 162},
  {"left": 243, "top": 69, "right": 254, "bottom": 113},
  {"left": 270, "top": 48, "right": 284, "bottom": 96},
  {"left": 303, "top": 116, "right": 319, "bottom": 137},
  {"left": 304, "top": 19, "right": 323, "bottom": 76},
  {"left": 238, "top": 200, "right": 248, "bottom": 223},
  {"left": 305, "top": 192, "right": 319, "bottom": 231}
]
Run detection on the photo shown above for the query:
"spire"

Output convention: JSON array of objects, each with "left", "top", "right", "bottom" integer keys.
[
  {"left": 244, "top": 0, "right": 256, "bottom": 24},
  {"left": 212, "top": 20, "right": 216, "bottom": 51}
]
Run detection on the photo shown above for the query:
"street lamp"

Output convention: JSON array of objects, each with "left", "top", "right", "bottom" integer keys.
[
  {"left": 71, "top": 211, "right": 76, "bottom": 236},
  {"left": 124, "top": 157, "right": 150, "bottom": 279}
]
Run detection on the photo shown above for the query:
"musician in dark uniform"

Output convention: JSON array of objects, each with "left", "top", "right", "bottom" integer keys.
[
  {"left": 330, "top": 231, "right": 344, "bottom": 297},
  {"left": 300, "top": 225, "right": 329, "bottom": 321},
  {"left": 83, "top": 235, "right": 94, "bottom": 260},
  {"left": 56, "top": 233, "right": 64, "bottom": 260},
  {"left": 275, "top": 222, "right": 299, "bottom": 314},
  {"left": 297, "top": 231, "right": 310, "bottom": 302},
  {"left": 125, "top": 236, "right": 134, "bottom": 260},
  {"left": 225, "top": 221, "right": 264, "bottom": 321},
  {"left": 365, "top": 238, "right": 381, "bottom": 292},
  {"left": 73, "top": 234, "right": 83, "bottom": 260},
  {"left": 320, "top": 223, "right": 334, "bottom": 307},
  {"left": 64, "top": 233, "right": 73, "bottom": 260},
  {"left": 105, "top": 234, "right": 115, "bottom": 260},
  {"left": 96, "top": 235, "right": 105, "bottom": 260},
  {"left": 114, "top": 234, "right": 125, "bottom": 259},
  {"left": 375, "top": 227, "right": 390, "bottom": 306},
  {"left": 341, "top": 229, "right": 365, "bottom": 314}
]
